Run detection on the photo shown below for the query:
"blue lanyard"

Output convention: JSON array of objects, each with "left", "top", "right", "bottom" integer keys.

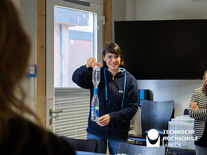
[{"left": 103, "top": 67, "right": 127, "bottom": 109}]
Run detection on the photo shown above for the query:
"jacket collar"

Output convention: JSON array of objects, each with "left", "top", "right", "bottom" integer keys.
[{"left": 103, "top": 67, "right": 126, "bottom": 80}]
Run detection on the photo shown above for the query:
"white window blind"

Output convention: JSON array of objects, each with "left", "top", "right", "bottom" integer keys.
[{"left": 54, "top": 88, "right": 90, "bottom": 139}]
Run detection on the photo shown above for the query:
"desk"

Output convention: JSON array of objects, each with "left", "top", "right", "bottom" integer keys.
[
  {"left": 76, "top": 151, "right": 105, "bottom": 155},
  {"left": 118, "top": 143, "right": 165, "bottom": 155}
]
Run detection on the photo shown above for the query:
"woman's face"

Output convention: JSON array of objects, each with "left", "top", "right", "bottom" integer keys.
[
  {"left": 103, "top": 52, "right": 121, "bottom": 71},
  {"left": 204, "top": 73, "right": 207, "bottom": 85}
]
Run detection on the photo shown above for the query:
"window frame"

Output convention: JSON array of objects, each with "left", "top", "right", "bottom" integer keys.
[{"left": 46, "top": 0, "right": 103, "bottom": 130}]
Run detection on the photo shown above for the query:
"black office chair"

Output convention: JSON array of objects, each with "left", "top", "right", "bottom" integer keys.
[
  {"left": 183, "top": 108, "right": 189, "bottom": 115},
  {"left": 129, "top": 100, "right": 175, "bottom": 145},
  {"left": 60, "top": 136, "right": 97, "bottom": 152},
  {"left": 118, "top": 142, "right": 166, "bottom": 155}
]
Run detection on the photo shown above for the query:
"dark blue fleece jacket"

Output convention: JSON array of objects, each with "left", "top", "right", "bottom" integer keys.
[{"left": 72, "top": 65, "right": 138, "bottom": 140}]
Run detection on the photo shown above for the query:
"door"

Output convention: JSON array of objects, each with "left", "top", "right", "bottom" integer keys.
[{"left": 46, "top": 0, "right": 103, "bottom": 139}]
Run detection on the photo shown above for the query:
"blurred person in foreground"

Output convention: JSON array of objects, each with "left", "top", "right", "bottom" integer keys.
[{"left": 0, "top": 0, "right": 75, "bottom": 154}]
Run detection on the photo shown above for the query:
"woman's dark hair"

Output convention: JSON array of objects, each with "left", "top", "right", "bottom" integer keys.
[
  {"left": 102, "top": 41, "right": 125, "bottom": 67},
  {"left": 0, "top": 0, "right": 40, "bottom": 143},
  {"left": 0, "top": 1, "right": 52, "bottom": 153},
  {"left": 0, "top": 0, "right": 36, "bottom": 118}
]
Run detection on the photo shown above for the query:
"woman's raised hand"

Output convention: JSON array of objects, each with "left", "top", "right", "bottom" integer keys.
[{"left": 86, "top": 57, "right": 102, "bottom": 68}]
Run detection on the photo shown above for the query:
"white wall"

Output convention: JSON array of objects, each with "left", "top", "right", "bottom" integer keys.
[
  {"left": 11, "top": 0, "right": 20, "bottom": 9},
  {"left": 136, "top": 0, "right": 207, "bottom": 20},
  {"left": 20, "top": 0, "right": 37, "bottom": 63},
  {"left": 112, "top": 0, "right": 125, "bottom": 41},
  {"left": 138, "top": 80, "right": 202, "bottom": 116},
  {"left": 17, "top": 0, "right": 37, "bottom": 113},
  {"left": 113, "top": 0, "right": 125, "bottom": 21},
  {"left": 125, "top": 0, "right": 136, "bottom": 20}
]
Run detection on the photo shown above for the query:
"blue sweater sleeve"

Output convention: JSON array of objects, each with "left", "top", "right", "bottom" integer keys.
[
  {"left": 109, "top": 76, "right": 138, "bottom": 124},
  {"left": 72, "top": 65, "right": 93, "bottom": 89}
]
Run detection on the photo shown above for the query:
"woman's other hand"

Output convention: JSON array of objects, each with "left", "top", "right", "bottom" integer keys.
[
  {"left": 190, "top": 102, "right": 199, "bottom": 110},
  {"left": 86, "top": 57, "right": 102, "bottom": 68},
  {"left": 96, "top": 114, "right": 110, "bottom": 127}
]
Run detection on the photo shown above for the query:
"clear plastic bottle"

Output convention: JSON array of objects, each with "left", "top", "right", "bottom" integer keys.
[{"left": 91, "top": 66, "right": 101, "bottom": 121}]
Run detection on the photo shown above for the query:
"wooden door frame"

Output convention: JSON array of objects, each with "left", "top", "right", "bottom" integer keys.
[
  {"left": 103, "top": 0, "right": 112, "bottom": 45},
  {"left": 37, "top": 0, "right": 46, "bottom": 127}
]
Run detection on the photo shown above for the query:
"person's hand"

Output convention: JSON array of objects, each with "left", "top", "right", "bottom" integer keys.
[
  {"left": 190, "top": 102, "right": 199, "bottom": 110},
  {"left": 86, "top": 57, "right": 102, "bottom": 68},
  {"left": 96, "top": 114, "right": 110, "bottom": 127}
]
